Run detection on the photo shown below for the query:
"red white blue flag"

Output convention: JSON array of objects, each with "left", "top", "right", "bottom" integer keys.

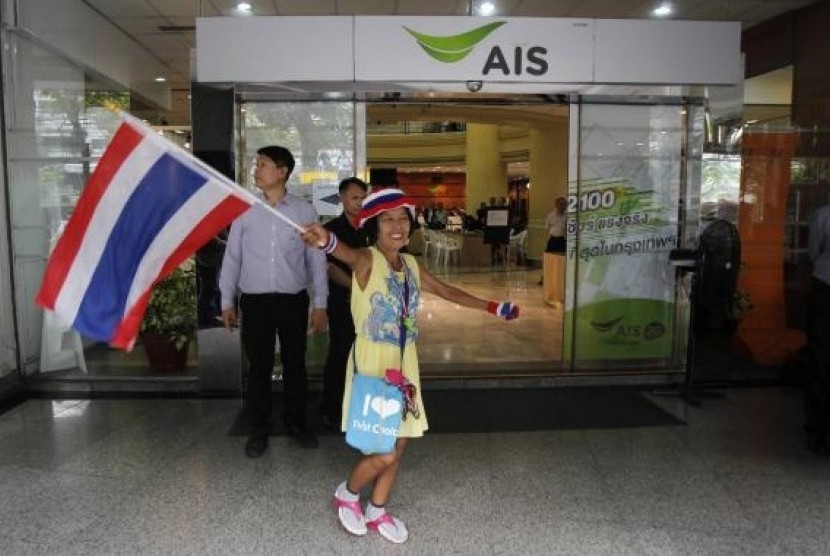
[{"left": 36, "top": 116, "right": 254, "bottom": 350}]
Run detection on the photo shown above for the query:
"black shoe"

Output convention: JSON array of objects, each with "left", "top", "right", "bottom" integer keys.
[
  {"left": 807, "top": 434, "right": 830, "bottom": 456},
  {"left": 245, "top": 433, "right": 268, "bottom": 458},
  {"left": 286, "top": 424, "right": 319, "bottom": 449}
]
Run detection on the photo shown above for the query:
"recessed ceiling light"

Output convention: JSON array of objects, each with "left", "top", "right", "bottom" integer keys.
[
  {"left": 236, "top": 2, "right": 252, "bottom": 12},
  {"left": 154, "top": 76, "right": 166, "bottom": 82},
  {"left": 478, "top": 1, "right": 496, "bottom": 16},
  {"left": 653, "top": 3, "right": 672, "bottom": 17}
]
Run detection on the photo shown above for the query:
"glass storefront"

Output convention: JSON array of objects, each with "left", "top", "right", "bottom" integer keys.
[
  {"left": 235, "top": 95, "right": 698, "bottom": 377},
  {"left": 566, "top": 99, "right": 704, "bottom": 370},
  {"left": 1, "top": 28, "right": 127, "bottom": 375},
  {"left": 0, "top": 53, "right": 706, "bottom": 382}
]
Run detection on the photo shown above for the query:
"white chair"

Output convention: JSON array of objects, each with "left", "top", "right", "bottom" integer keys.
[
  {"left": 422, "top": 229, "right": 437, "bottom": 261},
  {"left": 439, "top": 232, "right": 463, "bottom": 266},
  {"left": 40, "top": 311, "right": 87, "bottom": 374}
]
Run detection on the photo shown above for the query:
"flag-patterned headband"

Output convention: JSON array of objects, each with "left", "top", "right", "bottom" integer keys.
[{"left": 354, "top": 188, "right": 416, "bottom": 228}]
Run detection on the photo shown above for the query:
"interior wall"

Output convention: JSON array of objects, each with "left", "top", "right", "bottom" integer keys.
[
  {"left": 742, "top": 1, "right": 830, "bottom": 155},
  {"left": 396, "top": 172, "right": 465, "bottom": 211},
  {"left": 792, "top": 0, "right": 830, "bottom": 156}
]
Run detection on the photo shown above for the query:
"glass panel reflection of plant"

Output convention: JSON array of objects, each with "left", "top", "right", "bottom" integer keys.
[{"left": 140, "top": 265, "right": 197, "bottom": 350}]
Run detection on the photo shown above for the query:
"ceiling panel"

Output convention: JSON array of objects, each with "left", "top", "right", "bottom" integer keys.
[
  {"left": 85, "top": 0, "right": 160, "bottom": 17},
  {"left": 512, "top": 0, "right": 584, "bottom": 17},
  {"left": 166, "top": 16, "right": 200, "bottom": 26},
  {"left": 568, "top": 0, "right": 648, "bottom": 19},
  {"left": 335, "top": 0, "right": 396, "bottom": 14},
  {"left": 208, "top": 0, "right": 278, "bottom": 16},
  {"left": 146, "top": 0, "right": 200, "bottom": 17},
  {"left": 273, "top": 0, "right": 338, "bottom": 15},
  {"left": 684, "top": 0, "right": 758, "bottom": 19},
  {"left": 198, "top": 0, "right": 222, "bottom": 16},
  {"left": 394, "top": 0, "right": 466, "bottom": 15},
  {"left": 136, "top": 33, "right": 193, "bottom": 55},
  {"left": 478, "top": 0, "right": 523, "bottom": 17},
  {"left": 110, "top": 16, "right": 173, "bottom": 34}
]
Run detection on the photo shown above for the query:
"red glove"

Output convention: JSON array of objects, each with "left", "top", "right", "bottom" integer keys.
[{"left": 487, "top": 301, "right": 519, "bottom": 321}]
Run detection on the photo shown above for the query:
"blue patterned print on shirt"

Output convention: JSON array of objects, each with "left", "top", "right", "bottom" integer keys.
[{"left": 364, "top": 269, "right": 419, "bottom": 347}]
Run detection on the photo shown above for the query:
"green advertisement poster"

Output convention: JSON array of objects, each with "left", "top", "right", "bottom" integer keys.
[{"left": 564, "top": 180, "right": 678, "bottom": 360}]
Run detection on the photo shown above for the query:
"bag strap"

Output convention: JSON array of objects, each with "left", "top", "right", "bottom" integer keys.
[{"left": 398, "top": 260, "right": 409, "bottom": 364}]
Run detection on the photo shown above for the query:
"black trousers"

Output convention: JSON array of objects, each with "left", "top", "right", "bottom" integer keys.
[
  {"left": 546, "top": 236, "right": 566, "bottom": 253},
  {"left": 321, "top": 294, "right": 355, "bottom": 423},
  {"left": 805, "top": 277, "right": 830, "bottom": 439},
  {"left": 240, "top": 291, "right": 309, "bottom": 434}
]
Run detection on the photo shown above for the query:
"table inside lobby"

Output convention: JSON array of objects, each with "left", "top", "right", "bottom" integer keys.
[{"left": 455, "top": 231, "right": 491, "bottom": 266}]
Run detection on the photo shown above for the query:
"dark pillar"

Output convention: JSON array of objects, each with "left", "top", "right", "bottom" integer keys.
[
  {"left": 190, "top": 83, "right": 241, "bottom": 392},
  {"left": 190, "top": 82, "right": 235, "bottom": 179}
]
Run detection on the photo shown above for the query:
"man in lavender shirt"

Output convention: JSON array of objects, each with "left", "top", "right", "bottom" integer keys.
[{"left": 219, "top": 146, "right": 328, "bottom": 456}]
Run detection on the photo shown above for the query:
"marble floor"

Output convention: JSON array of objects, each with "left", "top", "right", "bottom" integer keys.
[
  {"left": 73, "top": 263, "right": 564, "bottom": 380},
  {"left": 1, "top": 386, "right": 829, "bottom": 554}
]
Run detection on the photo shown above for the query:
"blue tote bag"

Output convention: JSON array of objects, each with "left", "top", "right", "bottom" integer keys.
[{"left": 345, "top": 372, "right": 403, "bottom": 455}]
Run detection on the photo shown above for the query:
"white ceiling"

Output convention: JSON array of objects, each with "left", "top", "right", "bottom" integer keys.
[{"left": 83, "top": 0, "right": 816, "bottom": 93}]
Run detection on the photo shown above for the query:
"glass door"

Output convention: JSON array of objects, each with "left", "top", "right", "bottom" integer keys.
[{"left": 565, "top": 98, "right": 704, "bottom": 370}]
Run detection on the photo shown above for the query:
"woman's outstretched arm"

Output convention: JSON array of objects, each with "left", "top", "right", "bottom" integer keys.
[{"left": 417, "top": 261, "right": 519, "bottom": 320}]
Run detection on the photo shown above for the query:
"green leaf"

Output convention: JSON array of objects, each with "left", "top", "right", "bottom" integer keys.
[
  {"left": 589, "top": 315, "right": 626, "bottom": 332},
  {"left": 414, "top": 42, "right": 474, "bottom": 63},
  {"left": 403, "top": 21, "right": 506, "bottom": 63},
  {"left": 140, "top": 265, "right": 197, "bottom": 345}
]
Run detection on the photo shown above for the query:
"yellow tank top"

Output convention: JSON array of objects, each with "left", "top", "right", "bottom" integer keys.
[{"left": 341, "top": 247, "right": 428, "bottom": 437}]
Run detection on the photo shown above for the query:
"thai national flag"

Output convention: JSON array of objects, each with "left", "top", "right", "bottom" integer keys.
[{"left": 36, "top": 116, "right": 254, "bottom": 350}]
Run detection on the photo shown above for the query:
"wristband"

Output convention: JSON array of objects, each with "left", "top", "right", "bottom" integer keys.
[
  {"left": 321, "top": 232, "right": 338, "bottom": 254},
  {"left": 487, "top": 300, "right": 519, "bottom": 320}
]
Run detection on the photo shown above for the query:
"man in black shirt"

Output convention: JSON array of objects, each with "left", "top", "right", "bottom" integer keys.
[{"left": 321, "top": 177, "right": 369, "bottom": 429}]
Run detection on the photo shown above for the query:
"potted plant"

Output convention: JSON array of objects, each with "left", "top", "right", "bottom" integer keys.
[{"left": 140, "top": 264, "right": 197, "bottom": 371}]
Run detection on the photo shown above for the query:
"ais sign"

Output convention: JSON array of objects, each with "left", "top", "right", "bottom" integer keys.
[
  {"left": 197, "top": 16, "right": 741, "bottom": 86},
  {"left": 356, "top": 17, "right": 594, "bottom": 83}
]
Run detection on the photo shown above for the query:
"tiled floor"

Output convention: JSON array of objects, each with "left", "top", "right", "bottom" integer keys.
[{"left": 1, "top": 386, "right": 829, "bottom": 554}]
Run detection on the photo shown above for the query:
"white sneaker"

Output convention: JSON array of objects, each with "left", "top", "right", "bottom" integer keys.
[
  {"left": 332, "top": 486, "right": 366, "bottom": 536},
  {"left": 367, "top": 512, "right": 409, "bottom": 544}
]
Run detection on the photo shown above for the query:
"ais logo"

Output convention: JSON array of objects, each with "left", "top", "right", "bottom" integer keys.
[
  {"left": 403, "top": 21, "right": 548, "bottom": 76},
  {"left": 590, "top": 316, "right": 666, "bottom": 341}
]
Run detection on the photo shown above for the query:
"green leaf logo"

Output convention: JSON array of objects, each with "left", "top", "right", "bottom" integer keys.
[
  {"left": 403, "top": 21, "right": 506, "bottom": 63},
  {"left": 590, "top": 316, "right": 625, "bottom": 333}
]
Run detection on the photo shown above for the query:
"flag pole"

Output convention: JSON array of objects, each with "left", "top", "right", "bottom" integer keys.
[{"left": 119, "top": 112, "right": 308, "bottom": 234}]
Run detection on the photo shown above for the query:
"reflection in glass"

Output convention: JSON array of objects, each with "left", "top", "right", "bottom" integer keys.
[{"left": 239, "top": 101, "right": 356, "bottom": 218}]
